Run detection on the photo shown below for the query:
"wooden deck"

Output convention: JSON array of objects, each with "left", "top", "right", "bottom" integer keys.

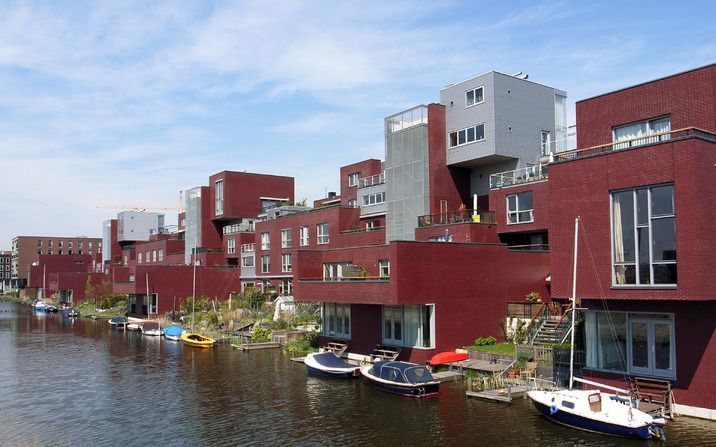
[
  {"left": 466, "top": 385, "right": 528, "bottom": 403},
  {"left": 449, "top": 359, "right": 510, "bottom": 374},
  {"left": 431, "top": 370, "right": 465, "bottom": 383},
  {"left": 231, "top": 342, "right": 281, "bottom": 351}
]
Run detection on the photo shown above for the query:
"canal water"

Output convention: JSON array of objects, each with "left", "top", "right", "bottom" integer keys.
[{"left": 1, "top": 300, "right": 714, "bottom": 447}]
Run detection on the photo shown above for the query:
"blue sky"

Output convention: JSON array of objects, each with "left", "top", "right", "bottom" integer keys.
[{"left": 1, "top": 0, "right": 715, "bottom": 248}]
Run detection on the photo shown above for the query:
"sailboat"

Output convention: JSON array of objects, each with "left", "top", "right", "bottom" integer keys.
[
  {"left": 526, "top": 217, "right": 666, "bottom": 440},
  {"left": 181, "top": 236, "right": 215, "bottom": 349}
]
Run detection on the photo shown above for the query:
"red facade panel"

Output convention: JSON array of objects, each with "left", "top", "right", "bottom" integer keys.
[
  {"left": 339, "top": 159, "right": 382, "bottom": 207},
  {"left": 490, "top": 180, "right": 550, "bottom": 234},
  {"left": 549, "top": 138, "right": 716, "bottom": 301},
  {"left": 576, "top": 63, "right": 716, "bottom": 148},
  {"left": 209, "top": 171, "right": 294, "bottom": 220}
]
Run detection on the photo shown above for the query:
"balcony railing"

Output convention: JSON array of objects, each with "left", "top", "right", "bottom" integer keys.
[
  {"left": 240, "top": 243, "right": 255, "bottom": 253},
  {"left": 553, "top": 127, "right": 716, "bottom": 162},
  {"left": 417, "top": 210, "right": 495, "bottom": 227},
  {"left": 300, "top": 276, "right": 390, "bottom": 283},
  {"left": 490, "top": 165, "right": 548, "bottom": 189},
  {"left": 385, "top": 105, "right": 428, "bottom": 135},
  {"left": 358, "top": 172, "right": 386, "bottom": 188},
  {"left": 223, "top": 222, "right": 255, "bottom": 234}
]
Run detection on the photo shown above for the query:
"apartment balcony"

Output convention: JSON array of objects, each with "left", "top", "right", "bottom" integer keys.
[
  {"left": 358, "top": 172, "right": 386, "bottom": 188},
  {"left": 490, "top": 165, "right": 548, "bottom": 189},
  {"left": 240, "top": 243, "right": 255, "bottom": 253},
  {"left": 553, "top": 127, "right": 716, "bottom": 163},
  {"left": 417, "top": 210, "right": 495, "bottom": 228},
  {"left": 385, "top": 105, "right": 428, "bottom": 135},
  {"left": 223, "top": 222, "right": 255, "bottom": 234}
]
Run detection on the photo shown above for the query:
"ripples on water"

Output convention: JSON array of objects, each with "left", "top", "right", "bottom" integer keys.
[{"left": 0, "top": 300, "right": 715, "bottom": 446}]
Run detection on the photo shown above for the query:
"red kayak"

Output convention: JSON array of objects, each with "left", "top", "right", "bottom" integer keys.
[{"left": 429, "top": 351, "right": 469, "bottom": 366}]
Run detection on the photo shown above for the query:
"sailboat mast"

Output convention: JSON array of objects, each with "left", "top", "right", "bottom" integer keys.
[
  {"left": 569, "top": 216, "right": 580, "bottom": 390},
  {"left": 191, "top": 232, "right": 197, "bottom": 333}
]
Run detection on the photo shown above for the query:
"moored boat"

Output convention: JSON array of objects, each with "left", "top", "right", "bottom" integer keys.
[
  {"left": 361, "top": 361, "right": 439, "bottom": 397},
  {"left": 108, "top": 316, "right": 127, "bottom": 328},
  {"left": 429, "top": 350, "right": 468, "bottom": 366},
  {"left": 304, "top": 352, "right": 361, "bottom": 378},
  {"left": 141, "top": 322, "right": 164, "bottom": 336},
  {"left": 32, "top": 300, "right": 47, "bottom": 311},
  {"left": 63, "top": 307, "right": 80, "bottom": 318},
  {"left": 164, "top": 325, "right": 185, "bottom": 341},
  {"left": 181, "top": 332, "right": 215, "bottom": 348}
]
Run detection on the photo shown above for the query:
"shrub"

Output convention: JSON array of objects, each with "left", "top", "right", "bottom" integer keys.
[
  {"left": 251, "top": 326, "right": 271, "bottom": 343},
  {"left": 525, "top": 292, "right": 541, "bottom": 303},
  {"left": 474, "top": 336, "right": 497, "bottom": 346}
]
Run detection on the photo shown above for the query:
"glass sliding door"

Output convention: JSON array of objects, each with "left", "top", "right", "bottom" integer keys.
[{"left": 629, "top": 318, "right": 675, "bottom": 378}]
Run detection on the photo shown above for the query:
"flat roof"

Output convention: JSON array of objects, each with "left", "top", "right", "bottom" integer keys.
[
  {"left": 440, "top": 70, "right": 563, "bottom": 92},
  {"left": 577, "top": 61, "right": 716, "bottom": 103}
]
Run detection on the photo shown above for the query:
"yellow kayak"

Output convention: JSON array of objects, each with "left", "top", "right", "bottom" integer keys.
[{"left": 181, "top": 332, "right": 216, "bottom": 348}]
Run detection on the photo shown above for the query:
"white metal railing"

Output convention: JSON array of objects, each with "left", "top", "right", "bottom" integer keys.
[
  {"left": 223, "top": 222, "right": 255, "bottom": 234},
  {"left": 358, "top": 172, "right": 386, "bottom": 188},
  {"left": 240, "top": 243, "right": 255, "bottom": 253},
  {"left": 385, "top": 105, "right": 428, "bottom": 135},
  {"left": 490, "top": 164, "right": 548, "bottom": 189}
]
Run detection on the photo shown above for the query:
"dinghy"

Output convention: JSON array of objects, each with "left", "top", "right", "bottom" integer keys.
[{"left": 181, "top": 332, "right": 215, "bottom": 348}]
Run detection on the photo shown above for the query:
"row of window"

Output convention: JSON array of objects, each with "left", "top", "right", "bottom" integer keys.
[
  {"left": 362, "top": 192, "right": 385, "bottom": 206},
  {"left": 322, "top": 261, "right": 390, "bottom": 279},
  {"left": 137, "top": 249, "right": 165, "bottom": 264},
  {"left": 0, "top": 257, "right": 9, "bottom": 263},
  {"left": 449, "top": 123, "right": 485, "bottom": 148},
  {"left": 36, "top": 240, "right": 99, "bottom": 249},
  {"left": 322, "top": 303, "right": 434, "bottom": 349},
  {"left": 0, "top": 271, "right": 8, "bottom": 278},
  {"left": 259, "top": 224, "right": 330, "bottom": 251},
  {"left": 36, "top": 250, "right": 93, "bottom": 256},
  {"left": 259, "top": 253, "right": 293, "bottom": 273}
]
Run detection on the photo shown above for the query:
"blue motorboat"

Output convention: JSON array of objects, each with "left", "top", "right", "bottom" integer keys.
[
  {"left": 32, "top": 300, "right": 47, "bottom": 311},
  {"left": 164, "top": 325, "right": 185, "bottom": 341},
  {"left": 360, "top": 361, "right": 440, "bottom": 397},
  {"left": 304, "top": 352, "right": 361, "bottom": 378}
]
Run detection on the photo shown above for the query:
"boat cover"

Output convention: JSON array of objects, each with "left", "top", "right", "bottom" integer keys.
[
  {"left": 110, "top": 316, "right": 127, "bottom": 324},
  {"left": 164, "top": 325, "right": 184, "bottom": 337},
  {"left": 311, "top": 352, "right": 354, "bottom": 368},
  {"left": 370, "top": 361, "right": 436, "bottom": 384}
]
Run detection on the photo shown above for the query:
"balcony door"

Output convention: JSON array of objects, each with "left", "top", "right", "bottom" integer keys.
[{"left": 629, "top": 318, "right": 674, "bottom": 379}]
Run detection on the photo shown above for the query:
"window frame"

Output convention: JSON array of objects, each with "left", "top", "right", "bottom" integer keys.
[
  {"left": 612, "top": 116, "right": 671, "bottom": 150},
  {"left": 322, "top": 303, "right": 351, "bottom": 339},
  {"left": 610, "top": 184, "right": 677, "bottom": 287},
  {"left": 261, "top": 232, "right": 271, "bottom": 250},
  {"left": 260, "top": 255, "right": 270, "bottom": 274},
  {"left": 215, "top": 179, "right": 224, "bottom": 215},
  {"left": 227, "top": 238, "right": 236, "bottom": 255},
  {"left": 465, "top": 85, "right": 485, "bottom": 108},
  {"left": 281, "top": 253, "right": 292, "bottom": 273},
  {"left": 299, "top": 226, "right": 309, "bottom": 246},
  {"left": 281, "top": 229, "right": 292, "bottom": 248},
  {"left": 449, "top": 123, "right": 486, "bottom": 148},
  {"left": 347, "top": 172, "right": 359, "bottom": 187},
  {"left": 506, "top": 191, "right": 534, "bottom": 224},
  {"left": 317, "top": 223, "right": 329, "bottom": 245},
  {"left": 379, "top": 259, "right": 390, "bottom": 277}
]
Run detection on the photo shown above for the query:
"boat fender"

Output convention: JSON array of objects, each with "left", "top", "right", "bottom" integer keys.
[{"left": 550, "top": 404, "right": 559, "bottom": 415}]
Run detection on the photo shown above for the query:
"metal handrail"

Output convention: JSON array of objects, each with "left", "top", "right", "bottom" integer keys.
[
  {"left": 553, "top": 127, "right": 716, "bottom": 162},
  {"left": 417, "top": 209, "right": 495, "bottom": 227},
  {"left": 490, "top": 164, "right": 548, "bottom": 189},
  {"left": 299, "top": 276, "right": 390, "bottom": 282},
  {"left": 358, "top": 172, "right": 386, "bottom": 188}
]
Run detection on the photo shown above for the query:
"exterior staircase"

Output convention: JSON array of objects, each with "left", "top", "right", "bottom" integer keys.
[{"left": 531, "top": 318, "right": 571, "bottom": 347}]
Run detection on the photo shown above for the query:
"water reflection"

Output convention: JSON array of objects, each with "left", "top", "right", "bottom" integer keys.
[{"left": 0, "top": 299, "right": 714, "bottom": 446}]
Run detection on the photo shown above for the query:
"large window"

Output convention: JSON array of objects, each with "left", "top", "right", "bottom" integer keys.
[
  {"left": 323, "top": 262, "right": 352, "bottom": 280},
  {"left": 347, "top": 172, "right": 359, "bottom": 187},
  {"left": 613, "top": 117, "right": 671, "bottom": 150},
  {"left": 323, "top": 303, "right": 351, "bottom": 338},
  {"left": 449, "top": 123, "right": 485, "bottom": 148},
  {"left": 138, "top": 253, "right": 143, "bottom": 264},
  {"left": 281, "top": 229, "right": 292, "bottom": 248},
  {"left": 382, "top": 305, "right": 434, "bottom": 348},
  {"left": 241, "top": 255, "right": 254, "bottom": 268},
  {"left": 465, "top": 86, "right": 484, "bottom": 107},
  {"left": 612, "top": 184, "right": 676, "bottom": 286},
  {"left": 507, "top": 191, "right": 534, "bottom": 224},
  {"left": 215, "top": 180, "right": 224, "bottom": 215},
  {"left": 261, "top": 255, "right": 270, "bottom": 273},
  {"left": 299, "top": 226, "right": 309, "bottom": 246},
  {"left": 317, "top": 223, "right": 329, "bottom": 244},
  {"left": 541, "top": 130, "right": 551, "bottom": 156},
  {"left": 585, "top": 311, "right": 675, "bottom": 379},
  {"left": 227, "top": 238, "right": 236, "bottom": 254},
  {"left": 261, "top": 232, "right": 270, "bottom": 250},
  {"left": 362, "top": 192, "right": 385, "bottom": 206},
  {"left": 281, "top": 253, "right": 292, "bottom": 273}
]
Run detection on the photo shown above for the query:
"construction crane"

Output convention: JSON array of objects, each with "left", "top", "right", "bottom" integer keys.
[{"left": 96, "top": 192, "right": 185, "bottom": 212}]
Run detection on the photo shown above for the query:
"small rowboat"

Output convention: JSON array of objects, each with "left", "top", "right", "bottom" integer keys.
[
  {"left": 141, "top": 322, "right": 164, "bottom": 337},
  {"left": 304, "top": 352, "right": 361, "bottom": 378},
  {"left": 108, "top": 316, "right": 127, "bottom": 328},
  {"left": 429, "top": 351, "right": 469, "bottom": 366},
  {"left": 181, "top": 332, "right": 215, "bottom": 348}
]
